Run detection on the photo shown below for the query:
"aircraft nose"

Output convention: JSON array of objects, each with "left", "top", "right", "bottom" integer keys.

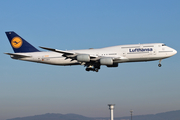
[
  {"left": 171, "top": 48, "right": 177, "bottom": 56},
  {"left": 173, "top": 49, "right": 177, "bottom": 55}
]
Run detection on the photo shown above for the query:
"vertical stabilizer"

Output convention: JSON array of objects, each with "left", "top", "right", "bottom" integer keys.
[{"left": 5, "top": 31, "right": 40, "bottom": 53}]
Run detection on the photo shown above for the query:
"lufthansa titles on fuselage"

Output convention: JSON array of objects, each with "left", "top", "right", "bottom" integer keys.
[{"left": 129, "top": 48, "right": 153, "bottom": 52}]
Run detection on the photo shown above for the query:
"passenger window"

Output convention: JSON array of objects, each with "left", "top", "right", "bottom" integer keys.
[{"left": 162, "top": 44, "right": 166, "bottom": 46}]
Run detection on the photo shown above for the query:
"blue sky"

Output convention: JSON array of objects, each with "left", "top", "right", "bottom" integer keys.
[{"left": 0, "top": 0, "right": 180, "bottom": 120}]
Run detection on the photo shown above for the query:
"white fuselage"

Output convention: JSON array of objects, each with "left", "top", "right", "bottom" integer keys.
[{"left": 11, "top": 43, "right": 177, "bottom": 66}]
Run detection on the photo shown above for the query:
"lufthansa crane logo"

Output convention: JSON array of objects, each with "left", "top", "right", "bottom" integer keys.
[{"left": 11, "top": 37, "right": 23, "bottom": 48}]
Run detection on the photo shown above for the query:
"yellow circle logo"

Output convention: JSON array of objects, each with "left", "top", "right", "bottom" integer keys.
[{"left": 11, "top": 37, "right": 23, "bottom": 48}]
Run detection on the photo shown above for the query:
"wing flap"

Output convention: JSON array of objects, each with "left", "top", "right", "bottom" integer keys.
[{"left": 39, "top": 46, "right": 75, "bottom": 55}]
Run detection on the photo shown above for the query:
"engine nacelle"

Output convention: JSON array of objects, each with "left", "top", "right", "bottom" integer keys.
[
  {"left": 100, "top": 58, "right": 113, "bottom": 65},
  {"left": 107, "top": 63, "right": 118, "bottom": 67},
  {"left": 76, "top": 54, "right": 90, "bottom": 62}
]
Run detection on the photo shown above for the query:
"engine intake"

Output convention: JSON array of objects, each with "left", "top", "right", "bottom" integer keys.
[
  {"left": 76, "top": 54, "right": 90, "bottom": 62},
  {"left": 100, "top": 58, "right": 113, "bottom": 65}
]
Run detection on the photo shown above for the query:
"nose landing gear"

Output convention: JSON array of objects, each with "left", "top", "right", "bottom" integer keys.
[{"left": 158, "top": 59, "right": 162, "bottom": 67}]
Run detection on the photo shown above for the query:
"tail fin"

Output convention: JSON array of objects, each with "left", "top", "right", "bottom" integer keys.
[{"left": 5, "top": 31, "right": 40, "bottom": 53}]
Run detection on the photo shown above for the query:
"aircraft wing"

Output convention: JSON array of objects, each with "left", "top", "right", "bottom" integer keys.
[
  {"left": 39, "top": 46, "right": 123, "bottom": 62},
  {"left": 40, "top": 46, "right": 98, "bottom": 59},
  {"left": 39, "top": 46, "right": 75, "bottom": 55}
]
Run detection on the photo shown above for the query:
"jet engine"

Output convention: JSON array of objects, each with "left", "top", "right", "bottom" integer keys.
[
  {"left": 76, "top": 54, "right": 90, "bottom": 62},
  {"left": 100, "top": 58, "right": 113, "bottom": 65}
]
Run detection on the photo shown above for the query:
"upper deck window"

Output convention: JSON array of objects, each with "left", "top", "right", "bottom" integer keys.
[{"left": 162, "top": 44, "right": 166, "bottom": 46}]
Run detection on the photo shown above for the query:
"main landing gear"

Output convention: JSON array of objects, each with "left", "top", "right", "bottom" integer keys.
[
  {"left": 158, "top": 59, "right": 162, "bottom": 67},
  {"left": 85, "top": 64, "right": 100, "bottom": 72},
  {"left": 86, "top": 68, "right": 99, "bottom": 72}
]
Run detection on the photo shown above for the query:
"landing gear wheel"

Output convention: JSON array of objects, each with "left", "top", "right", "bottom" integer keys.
[
  {"left": 86, "top": 68, "right": 90, "bottom": 71},
  {"left": 95, "top": 68, "right": 99, "bottom": 72},
  {"left": 158, "top": 64, "right": 162, "bottom": 67}
]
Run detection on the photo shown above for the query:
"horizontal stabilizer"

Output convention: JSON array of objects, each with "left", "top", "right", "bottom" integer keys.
[{"left": 4, "top": 53, "right": 31, "bottom": 58}]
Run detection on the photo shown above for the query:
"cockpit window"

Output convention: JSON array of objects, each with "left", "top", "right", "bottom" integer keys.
[{"left": 162, "top": 44, "right": 166, "bottom": 46}]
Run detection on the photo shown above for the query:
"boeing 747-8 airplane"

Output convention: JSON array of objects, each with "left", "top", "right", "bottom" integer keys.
[{"left": 5, "top": 31, "right": 177, "bottom": 72}]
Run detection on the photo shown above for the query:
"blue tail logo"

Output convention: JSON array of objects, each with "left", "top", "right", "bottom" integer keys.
[{"left": 6, "top": 31, "right": 40, "bottom": 53}]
